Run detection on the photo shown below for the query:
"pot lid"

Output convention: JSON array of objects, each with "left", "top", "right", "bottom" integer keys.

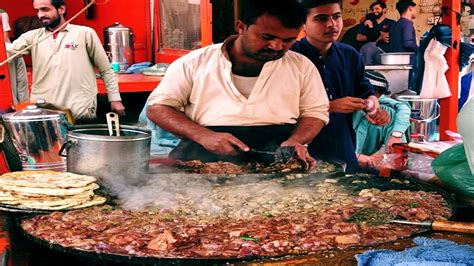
[
  {"left": 2, "top": 105, "right": 65, "bottom": 121},
  {"left": 105, "top": 22, "right": 131, "bottom": 31}
]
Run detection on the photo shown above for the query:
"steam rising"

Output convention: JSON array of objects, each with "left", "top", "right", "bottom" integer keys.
[{"left": 99, "top": 164, "right": 346, "bottom": 220}]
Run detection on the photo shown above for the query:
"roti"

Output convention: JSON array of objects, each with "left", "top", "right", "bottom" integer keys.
[
  {"left": 1, "top": 194, "right": 93, "bottom": 207},
  {"left": 0, "top": 195, "right": 106, "bottom": 211},
  {"left": 0, "top": 183, "right": 99, "bottom": 196},
  {"left": 0, "top": 190, "right": 95, "bottom": 202},
  {"left": 70, "top": 195, "right": 107, "bottom": 209},
  {"left": 0, "top": 171, "right": 96, "bottom": 189}
]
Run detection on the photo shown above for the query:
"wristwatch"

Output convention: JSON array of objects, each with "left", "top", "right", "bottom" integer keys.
[{"left": 391, "top": 131, "right": 403, "bottom": 138}]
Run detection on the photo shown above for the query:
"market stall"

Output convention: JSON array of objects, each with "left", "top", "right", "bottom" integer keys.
[{"left": 0, "top": 0, "right": 472, "bottom": 265}]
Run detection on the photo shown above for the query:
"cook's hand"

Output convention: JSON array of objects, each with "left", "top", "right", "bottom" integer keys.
[
  {"left": 281, "top": 140, "right": 316, "bottom": 171},
  {"left": 110, "top": 101, "right": 126, "bottom": 116},
  {"left": 380, "top": 32, "right": 389, "bottom": 43},
  {"left": 385, "top": 136, "right": 403, "bottom": 153},
  {"left": 329, "top": 97, "right": 367, "bottom": 113},
  {"left": 199, "top": 132, "right": 249, "bottom": 156},
  {"left": 366, "top": 108, "right": 391, "bottom": 126},
  {"left": 364, "top": 20, "right": 374, "bottom": 28},
  {"left": 357, "top": 154, "right": 375, "bottom": 168}
]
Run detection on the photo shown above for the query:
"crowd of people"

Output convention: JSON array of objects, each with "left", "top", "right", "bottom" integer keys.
[{"left": 3, "top": 0, "right": 421, "bottom": 171}]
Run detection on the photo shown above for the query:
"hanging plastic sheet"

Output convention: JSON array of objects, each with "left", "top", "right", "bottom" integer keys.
[{"left": 411, "top": 25, "right": 452, "bottom": 93}]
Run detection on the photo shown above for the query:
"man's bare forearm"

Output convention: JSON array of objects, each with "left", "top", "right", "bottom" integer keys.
[
  {"left": 146, "top": 104, "right": 213, "bottom": 143},
  {"left": 286, "top": 117, "right": 325, "bottom": 145}
]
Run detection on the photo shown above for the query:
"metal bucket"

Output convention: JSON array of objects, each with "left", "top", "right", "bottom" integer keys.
[
  {"left": 60, "top": 125, "right": 151, "bottom": 186},
  {"left": 2, "top": 105, "right": 69, "bottom": 171},
  {"left": 397, "top": 95, "right": 440, "bottom": 142}
]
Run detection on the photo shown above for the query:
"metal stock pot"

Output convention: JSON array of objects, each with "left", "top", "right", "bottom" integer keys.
[
  {"left": 2, "top": 105, "right": 69, "bottom": 171},
  {"left": 60, "top": 124, "right": 151, "bottom": 186}
]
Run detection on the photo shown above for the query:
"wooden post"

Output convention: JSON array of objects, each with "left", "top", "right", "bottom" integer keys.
[{"left": 439, "top": 0, "right": 461, "bottom": 139}]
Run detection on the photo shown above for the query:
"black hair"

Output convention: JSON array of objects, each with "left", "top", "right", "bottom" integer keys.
[
  {"left": 51, "top": 0, "right": 66, "bottom": 9},
  {"left": 396, "top": 0, "right": 416, "bottom": 15},
  {"left": 33, "top": 0, "right": 67, "bottom": 16},
  {"left": 370, "top": 1, "right": 387, "bottom": 10},
  {"left": 300, "top": 0, "right": 343, "bottom": 16},
  {"left": 241, "top": 0, "right": 305, "bottom": 29}
]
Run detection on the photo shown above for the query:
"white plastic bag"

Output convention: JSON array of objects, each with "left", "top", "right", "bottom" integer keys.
[{"left": 420, "top": 39, "right": 451, "bottom": 99}]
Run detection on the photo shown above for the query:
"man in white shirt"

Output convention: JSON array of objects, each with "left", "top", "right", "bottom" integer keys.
[
  {"left": 6, "top": 0, "right": 125, "bottom": 122},
  {"left": 147, "top": 0, "right": 329, "bottom": 169}
]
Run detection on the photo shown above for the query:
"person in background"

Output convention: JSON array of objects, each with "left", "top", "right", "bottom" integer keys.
[
  {"left": 356, "top": 1, "right": 395, "bottom": 53},
  {"left": 359, "top": 30, "right": 383, "bottom": 65},
  {"left": 353, "top": 71, "right": 411, "bottom": 168},
  {"left": 340, "top": 23, "right": 366, "bottom": 51},
  {"left": 291, "top": 0, "right": 390, "bottom": 172},
  {"left": 1, "top": 9, "right": 29, "bottom": 106},
  {"left": 147, "top": 0, "right": 329, "bottom": 169},
  {"left": 6, "top": 0, "right": 125, "bottom": 123},
  {"left": 138, "top": 96, "right": 180, "bottom": 156},
  {"left": 388, "top": 0, "right": 418, "bottom": 55}
]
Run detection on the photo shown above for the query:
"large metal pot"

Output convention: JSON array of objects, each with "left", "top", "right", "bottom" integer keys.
[
  {"left": 60, "top": 125, "right": 151, "bottom": 186},
  {"left": 103, "top": 22, "right": 134, "bottom": 73},
  {"left": 2, "top": 105, "right": 69, "bottom": 171},
  {"left": 380, "top": 52, "right": 414, "bottom": 65}
]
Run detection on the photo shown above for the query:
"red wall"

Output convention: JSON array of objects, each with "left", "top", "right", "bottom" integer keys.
[{"left": 2, "top": 0, "right": 152, "bottom": 63}]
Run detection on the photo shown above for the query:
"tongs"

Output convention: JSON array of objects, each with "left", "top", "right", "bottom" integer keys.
[{"left": 106, "top": 112, "right": 120, "bottom": 136}]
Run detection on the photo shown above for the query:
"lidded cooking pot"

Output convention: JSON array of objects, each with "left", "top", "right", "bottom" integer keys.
[
  {"left": 103, "top": 22, "right": 134, "bottom": 73},
  {"left": 60, "top": 125, "right": 151, "bottom": 187},
  {"left": 2, "top": 105, "right": 70, "bottom": 171}
]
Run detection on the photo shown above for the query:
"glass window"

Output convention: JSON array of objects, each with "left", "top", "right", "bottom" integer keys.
[{"left": 160, "top": 0, "right": 202, "bottom": 50}]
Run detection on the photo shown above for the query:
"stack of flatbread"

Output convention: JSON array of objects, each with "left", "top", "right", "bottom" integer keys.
[{"left": 0, "top": 170, "right": 106, "bottom": 211}]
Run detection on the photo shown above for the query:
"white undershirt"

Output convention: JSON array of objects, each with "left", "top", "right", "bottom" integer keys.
[{"left": 231, "top": 74, "right": 258, "bottom": 99}]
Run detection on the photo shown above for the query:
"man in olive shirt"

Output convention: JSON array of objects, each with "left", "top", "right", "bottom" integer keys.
[{"left": 6, "top": 0, "right": 125, "bottom": 122}]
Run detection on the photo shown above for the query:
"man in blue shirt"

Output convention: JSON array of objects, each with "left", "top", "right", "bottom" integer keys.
[
  {"left": 291, "top": 0, "right": 390, "bottom": 172},
  {"left": 389, "top": 0, "right": 418, "bottom": 55}
]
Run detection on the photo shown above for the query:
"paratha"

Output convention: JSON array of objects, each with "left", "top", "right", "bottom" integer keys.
[
  {"left": 0, "top": 171, "right": 96, "bottom": 189},
  {"left": 1, "top": 183, "right": 99, "bottom": 196},
  {"left": 0, "top": 190, "right": 95, "bottom": 201}
]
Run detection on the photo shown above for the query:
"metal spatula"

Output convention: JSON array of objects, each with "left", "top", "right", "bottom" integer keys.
[
  {"left": 346, "top": 207, "right": 474, "bottom": 234},
  {"left": 250, "top": 146, "right": 297, "bottom": 163},
  {"left": 106, "top": 112, "right": 120, "bottom": 136}
]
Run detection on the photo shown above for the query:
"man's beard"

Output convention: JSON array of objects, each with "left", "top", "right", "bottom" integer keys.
[
  {"left": 42, "top": 14, "right": 61, "bottom": 29},
  {"left": 373, "top": 12, "right": 383, "bottom": 19}
]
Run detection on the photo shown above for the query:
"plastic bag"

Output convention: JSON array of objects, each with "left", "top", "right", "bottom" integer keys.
[{"left": 432, "top": 144, "right": 474, "bottom": 199}]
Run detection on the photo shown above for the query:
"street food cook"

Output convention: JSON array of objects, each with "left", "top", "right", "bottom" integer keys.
[{"left": 147, "top": 0, "right": 329, "bottom": 169}]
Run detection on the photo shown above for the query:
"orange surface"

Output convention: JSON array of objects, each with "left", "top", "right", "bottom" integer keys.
[
  {"left": 26, "top": 69, "right": 161, "bottom": 94},
  {"left": 96, "top": 73, "right": 162, "bottom": 93}
]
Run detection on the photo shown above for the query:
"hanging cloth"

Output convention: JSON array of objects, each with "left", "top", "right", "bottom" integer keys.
[
  {"left": 419, "top": 39, "right": 451, "bottom": 99},
  {"left": 411, "top": 25, "right": 452, "bottom": 93}
]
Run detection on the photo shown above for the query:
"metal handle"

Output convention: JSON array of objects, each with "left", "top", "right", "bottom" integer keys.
[
  {"left": 59, "top": 140, "right": 75, "bottom": 157},
  {"left": 0, "top": 125, "right": 4, "bottom": 144},
  {"left": 106, "top": 112, "right": 120, "bottom": 136}
]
